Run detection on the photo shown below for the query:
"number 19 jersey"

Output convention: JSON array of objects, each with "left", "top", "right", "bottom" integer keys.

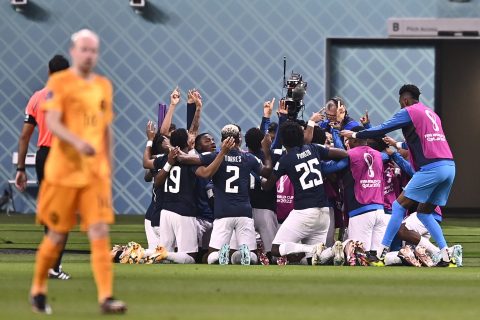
[
  {"left": 273, "top": 144, "right": 329, "bottom": 210},
  {"left": 200, "top": 149, "right": 261, "bottom": 219}
]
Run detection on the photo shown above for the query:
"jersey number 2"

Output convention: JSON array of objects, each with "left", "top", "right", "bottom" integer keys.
[
  {"left": 226, "top": 166, "right": 239, "bottom": 193},
  {"left": 295, "top": 159, "right": 323, "bottom": 190}
]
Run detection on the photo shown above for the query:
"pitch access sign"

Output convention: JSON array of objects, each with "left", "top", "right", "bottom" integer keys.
[{"left": 387, "top": 18, "right": 480, "bottom": 37}]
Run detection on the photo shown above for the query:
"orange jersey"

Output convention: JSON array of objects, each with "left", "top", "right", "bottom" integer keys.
[
  {"left": 40, "top": 69, "right": 114, "bottom": 188},
  {"left": 24, "top": 87, "right": 52, "bottom": 147}
]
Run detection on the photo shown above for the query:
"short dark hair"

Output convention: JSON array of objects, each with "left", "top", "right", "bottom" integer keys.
[
  {"left": 311, "top": 126, "right": 327, "bottom": 145},
  {"left": 280, "top": 121, "right": 304, "bottom": 148},
  {"left": 151, "top": 133, "right": 166, "bottom": 155},
  {"left": 48, "top": 55, "right": 69, "bottom": 74},
  {"left": 368, "top": 137, "right": 388, "bottom": 152},
  {"left": 170, "top": 128, "right": 189, "bottom": 149},
  {"left": 399, "top": 84, "right": 421, "bottom": 100},
  {"left": 194, "top": 132, "right": 210, "bottom": 150},
  {"left": 245, "top": 127, "right": 264, "bottom": 152}
]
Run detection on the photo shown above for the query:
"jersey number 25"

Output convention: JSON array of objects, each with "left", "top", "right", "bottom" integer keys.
[{"left": 295, "top": 158, "right": 323, "bottom": 190}]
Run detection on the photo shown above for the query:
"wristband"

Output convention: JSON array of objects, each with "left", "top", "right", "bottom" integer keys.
[
  {"left": 395, "top": 142, "right": 402, "bottom": 150},
  {"left": 16, "top": 167, "right": 26, "bottom": 172},
  {"left": 352, "top": 132, "right": 357, "bottom": 139},
  {"left": 163, "top": 162, "right": 172, "bottom": 172},
  {"left": 146, "top": 140, "right": 153, "bottom": 148},
  {"left": 307, "top": 120, "right": 316, "bottom": 127}
]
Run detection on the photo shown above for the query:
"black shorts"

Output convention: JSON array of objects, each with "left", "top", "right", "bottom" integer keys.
[{"left": 35, "top": 146, "right": 50, "bottom": 186}]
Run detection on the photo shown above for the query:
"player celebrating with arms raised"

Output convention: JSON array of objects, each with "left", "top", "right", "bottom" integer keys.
[
  {"left": 29, "top": 29, "right": 126, "bottom": 314},
  {"left": 341, "top": 84, "right": 456, "bottom": 267}
]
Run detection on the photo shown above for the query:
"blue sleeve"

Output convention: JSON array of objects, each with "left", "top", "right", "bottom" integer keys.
[
  {"left": 343, "top": 119, "right": 361, "bottom": 130},
  {"left": 200, "top": 152, "right": 217, "bottom": 166},
  {"left": 391, "top": 152, "right": 415, "bottom": 177},
  {"left": 186, "top": 102, "right": 196, "bottom": 129},
  {"left": 363, "top": 122, "right": 372, "bottom": 129},
  {"left": 271, "top": 114, "right": 287, "bottom": 150},
  {"left": 381, "top": 152, "right": 390, "bottom": 162},
  {"left": 321, "top": 158, "right": 349, "bottom": 174},
  {"left": 331, "top": 129, "right": 344, "bottom": 149},
  {"left": 356, "top": 109, "right": 412, "bottom": 139},
  {"left": 319, "top": 120, "right": 329, "bottom": 130},
  {"left": 260, "top": 117, "right": 270, "bottom": 134},
  {"left": 401, "top": 142, "right": 408, "bottom": 150}
]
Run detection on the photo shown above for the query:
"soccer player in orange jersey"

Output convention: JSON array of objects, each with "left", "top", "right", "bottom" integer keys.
[
  {"left": 16, "top": 54, "right": 71, "bottom": 280},
  {"left": 29, "top": 29, "right": 126, "bottom": 315}
]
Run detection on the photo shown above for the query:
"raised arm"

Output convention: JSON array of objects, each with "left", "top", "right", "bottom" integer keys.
[
  {"left": 259, "top": 133, "right": 272, "bottom": 177},
  {"left": 304, "top": 112, "right": 323, "bottom": 144},
  {"left": 196, "top": 137, "right": 235, "bottom": 179},
  {"left": 260, "top": 97, "right": 275, "bottom": 133},
  {"left": 159, "top": 87, "right": 180, "bottom": 136},
  {"left": 188, "top": 89, "right": 203, "bottom": 137},
  {"left": 271, "top": 99, "right": 288, "bottom": 149},
  {"left": 143, "top": 120, "right": 157, "bottom": 169}
]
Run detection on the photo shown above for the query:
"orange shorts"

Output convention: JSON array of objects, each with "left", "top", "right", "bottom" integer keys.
[{"left": 37, "top": 180, "right": 114, "bottom": 233}]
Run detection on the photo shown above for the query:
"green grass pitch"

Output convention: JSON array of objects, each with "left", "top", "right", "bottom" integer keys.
[{"left": 1, "top": 214, "right": 480, "bottom": 320}]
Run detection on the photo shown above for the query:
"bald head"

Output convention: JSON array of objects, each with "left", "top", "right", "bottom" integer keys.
[{"left": 70, "top": 29, "right": 100, "bottom": 76}]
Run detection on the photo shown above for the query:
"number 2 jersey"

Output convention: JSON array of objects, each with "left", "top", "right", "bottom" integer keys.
[
  {"left": 273, "top": 144, "right": 330, "bottom": 210},
  {"left": 200, "top": 149, "right": 261, "bottom": 219}
]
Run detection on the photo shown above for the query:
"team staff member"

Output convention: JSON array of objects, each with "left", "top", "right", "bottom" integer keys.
[
  {"left": 29, "top": 29, "right": 126, "bottom": 314},
  {"left": 15, "top": 55, "right": 71, "bottom": 280}
]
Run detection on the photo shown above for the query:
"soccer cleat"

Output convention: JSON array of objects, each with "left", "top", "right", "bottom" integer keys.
[
  {"left": 150, "top": 246, "right": 168, "bottom": 264},
  {"left": 333, "top": 241, "right": 345, "bottom": 266},
  {"left": 30, "top": 294, "right": 52, "bottom": 315},
  {"left": 239, "top": 244, "right": 251, "bottom": 265},
  {"left": 398, "top": 245, "right": 422, "bottom": 267},
  {"left": 256, "top": 240, "right": 270, "bottom": 265},
  {"left": 48, "top": 267, "right": 71, "bottom": 280},
  {"left": 431, "top": 252, "right": 442, "bottom": 265},
  {"left": 276, "top": 256, "right": 288, "bottom": 266},
  {"left": 436, "top": 256, "right": 457, "bottom": 268},
  {"left": 353, "top": 242, "right": 369, "bottom": 267},
  {"left": 450, "top": 245, "right": 463, "bottom": 267},
  {"left": 100, "top": 297, "right": 127, "bottom": 314},
  {"left": 218, "top": 244, "right": 230, "bottom": 265},
  {"left": 311, "top": 243, "right": 325, "bottom": 266},
  {"left": 414, "top": 246, "right": 434, "bottom": 267},
  {"left": 344, "top": 241, "right": 356, "bottom": 266},
  {"left": 370, "top": 258, "right": 385, "bottom": 267}
]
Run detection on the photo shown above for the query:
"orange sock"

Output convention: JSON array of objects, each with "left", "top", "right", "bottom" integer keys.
[
  {"left": 91, "top": 237, "right": 113, "bottom": 303},
  {"left": 31, "top": 236, "right": 63, "bottom": 296}
]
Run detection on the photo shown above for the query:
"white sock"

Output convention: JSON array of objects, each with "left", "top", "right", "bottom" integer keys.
[
  {"left": 319, "top": 247, "right": 334, "bottom": 265},
  {"left": 207, "top": 251, "right": 219, "bottom": 264},
  {"left": 440, "top": 247, "right": 450, "bottom": 262},
  {"left": 384, "top": 252, "right": 402, "bottom": 266},
  {"left": 166, "top": 252, "right": 195, "bottom": 264},
  {"left": 377, "top": 244, "right": 389, "bottom": 259},
  {"left": 231, "top": 251, "right": 241, "bottom": 264},
  {"left": 299, "top": 257, "right": 308, "bottom": 265},
  {"left": 279, "top": 243, "right": 315, "bottom": 256},
  {"left": 419, "top": 237, "right": 440, "bottom": 255},
  {"left": 249, "top": 252, "right": 258, "bottom": 265}
]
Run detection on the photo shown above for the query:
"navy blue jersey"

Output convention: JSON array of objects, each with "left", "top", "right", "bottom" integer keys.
[
  {"left": 249, "top": 149, "right": 282, "bottom": 211},
  {"left": 273, "top": 144, "right": 329, "bottom": 210},
  {"left": 154, "top": 156, "right": 198, "bottom": 217},
  {"left": 150, "top": 157, "right": 166, "bottom": 227},
  {"left": 200, "top": 149, "right": 261, "bottom": 219}
]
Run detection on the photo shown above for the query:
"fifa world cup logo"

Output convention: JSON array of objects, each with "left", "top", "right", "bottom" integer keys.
[
  {"left": 425, "top": 110, "right": 439, "bottom": 132},
  {"left": 363, "top": 153, "right": 375, "bottom": 178},
  {"left": 277, "top": 175, "right": 289, "bottom": 193}
]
